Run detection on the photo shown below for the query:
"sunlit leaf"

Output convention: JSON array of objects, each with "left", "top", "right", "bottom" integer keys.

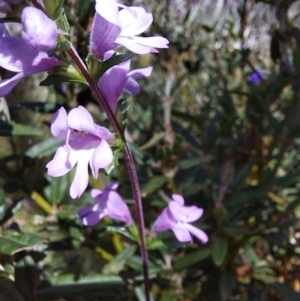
[{"left": 0, "top": 231, "right": 44, "bottom": 255}]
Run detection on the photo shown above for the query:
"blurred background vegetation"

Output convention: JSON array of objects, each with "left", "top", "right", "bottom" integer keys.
[{"left": 1, "top": 0, "right": 300, "bottom": 300}]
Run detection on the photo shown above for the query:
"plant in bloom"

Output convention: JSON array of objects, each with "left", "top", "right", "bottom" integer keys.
[
  {"left": 78, "top": 182, "right": 133, "bottom": 226},
  {"left": 98, "top": 51, "right": 152, "bottom": 112},
  {"left": 152, "top": 194, "right": 209, "bottom": 243},
  {"left": 0, "top": 6, "right": 60, "bottom": 97},
  {"left": 89, "top": 0, "right": 169, "bottom": 58},
  {"left": 46, "top": 106, "right": 114, "bottom": 199}
]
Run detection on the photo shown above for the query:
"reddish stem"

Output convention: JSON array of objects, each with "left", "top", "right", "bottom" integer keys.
[{"left": 30, "top": 1, "right": 150, "bottom": 299}]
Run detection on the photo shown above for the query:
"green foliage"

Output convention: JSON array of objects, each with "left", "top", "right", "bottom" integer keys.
[{"left": 1, "top": 0, "right": 300, "bottom": 300}]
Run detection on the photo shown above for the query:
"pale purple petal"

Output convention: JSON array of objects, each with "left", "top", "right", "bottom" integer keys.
[
  {"left": 78, "top": 205, "right": 103, "bottom": 226},
  {"left": 50, "top": 107, "right": 69, "bottom": 139},
  {"left": 119, "top": 7, "right": 153, "bottom": 36},
  {"left": 98, "top": 65, "right": 128, "bottom": 111},
  {"left": 22, "top": 7, "right": 58, "bottom": 52},
  {"left": 114, "top": 36, "right": 153, "bottom": 54},
  {"left": 106, "top": 191, "right": 133, "bottom": 225},
  {"left": 90, "top": 139, "right": 113, "bottom": 178},
  {"left": 124, "top": 77, "right": 140, "bottom": 95},
  {"left": 91, "top": 188, "right": 102, "bottom": 199},
  {"left": 128, "top": 66, "right": 153, "bottom": 80},
  {"left": 169, "top": 201, "right": 203, "bottom": 223},
  {"left": 95, "top": 0, "right": 120, "bottom": 26},
  {"left": 105, "top": 181, "right": 119, "bottom": 191},
  {"left": 70, "top": 153, "right": 90, "bottom": 198},
  {"left": 132, "top": 36, "right": 169, "bottom": 49},
  {"left": 0, "top": 37, "right": 38, "bottom": 72},
  {"left": 171, "top": 194, "right": 185, "bottom": 205},
  {"left": 0, "top": 37, "right": 60, "bottom": 73},
  {"left": 67, "top": 106, "right": 96, "bottom": 133},
  {"left": 152, "top": 207, "right": 176, "bottom": 233},
  {"left": 89, "top": 13, "right": 121, "bottom": 58},
  {"left": 172, "top": 226, "right": 193, "bottom": 243},
  {"left": 183, "top": 223, "right": 209, "bottom": 243},
  {"left": 0, "top": 72, "right": 24, "bottom": 98},
  {"left": 94, "top": 125, "right": 114, "bottom": 141},
  {"left": 124, "top": 66, "right": 152, "bottom": 94},
  {"left": 46, "top": 146, "right": 78, "bottom": 177}
]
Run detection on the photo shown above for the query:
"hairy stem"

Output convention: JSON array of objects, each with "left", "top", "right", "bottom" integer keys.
[
  {"left": 67, "top": 44, "right": 151, "bottom": 301},
  {"left": 30, "top": 1, "right": 150, "bottom": 299}
]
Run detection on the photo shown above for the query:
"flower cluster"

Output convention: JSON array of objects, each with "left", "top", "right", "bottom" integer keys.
[
  {"left": 0, "top": 2, "right": 208, "bottom": 245},
  {"left": 46, "top": 106, "right": 114, "bottom": 199},
  {"left": 0, "top": 6, "right": 60, "bottom": 97},
  {"left": 89, "top": 0, "right": 169, "bottom": 58}
]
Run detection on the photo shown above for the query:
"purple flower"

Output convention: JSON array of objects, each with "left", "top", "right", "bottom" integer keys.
[
  {"left": 152, "top": 194, "right": 209, "bottom": 244},
  {"left": 98, "top": 51, "right": 152, "bottom": 112},
  {"left": 78, "top": 182, "right": 133, "bottom": 226},
  {"left": 46, "top": 106, "right": 114, "bottom": 199},
  {"left": 249, "top": 71, "right": 264, "bottom": 84},
  {"left": 0, "top": 7, "right": 60, "bottom": 97},
  {"left": 22, "top": 7, "right": 58, "bottom": 52},
  {"left": 90, "top": 0, "right": 169, "bottom": 58}
]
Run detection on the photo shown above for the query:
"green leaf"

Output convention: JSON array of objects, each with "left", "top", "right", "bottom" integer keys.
[
  {"left": 43, "top": 0, "right": 65, "bottom": 19},
  {"left": 106, "top": 225, "right": 139, "bottom": 242},
  {"left": 97, "top": 52, "right": 132, "bottom": 80},
  {"left": 57, "top": 205, "right": 80, "bottom": 222},
  {"left": 147, "top": 238, "right": 165, "bottom": 250},
  {"left": 211, "top": 236, "right": 228, "bottom": 266},
  {"left": 38, "top": 273, "right": 125, "bottom": 299},
  {"left": 174, "top": 248, "right": 210, "bottom": 270},
  {"left": 40, "top": 63, "right": 86, "bottom": 86},
  {"left": 46, "top": 273, "right": 124, "bottom": 286},
  {"left": 0, "top": 230, "right": 44, "bottom": 255},
  {"left": 178, "top": 158, "right": 202, "bottom": 170},
  {"left": 25, "top": 137, "right": 62, "bottom": 158},
  {"left": 139, "top": 133, "right": 165, "bottom": 151},
  {"left": 0, "top": 122, "right": 43, "bottom": 136},
  {"left": 102, "top": 245, "right": 137, "bottom": 274},
  {"left": 44, "top": 174, "right": 70, "bottom": 205},
  {"left": 12, "top": 123, "right": 43, "bottom": 136},
  {"left": 141, "top": 176, "right": 167, "bottom": 194}
]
